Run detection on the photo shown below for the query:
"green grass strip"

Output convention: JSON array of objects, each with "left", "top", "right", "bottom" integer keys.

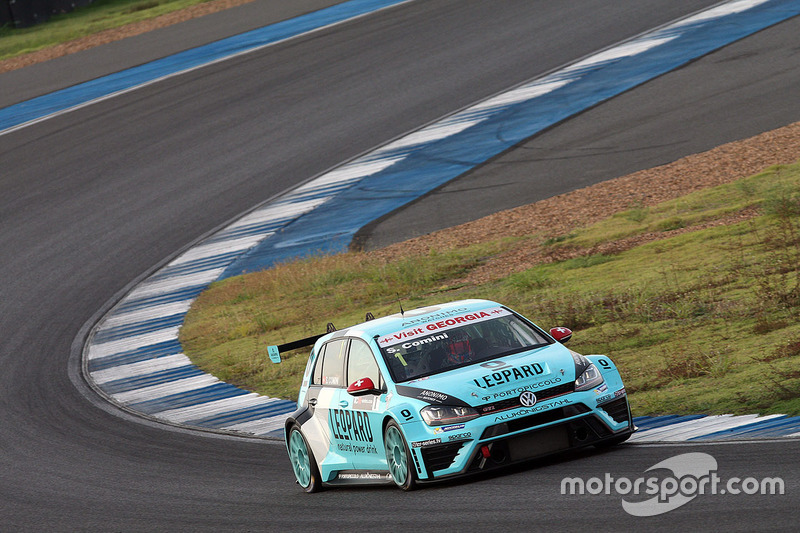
[
  {"left": 181, "top": 161, "right": 800, "bottom": 416},
  {"left": 1, "top": 0, "right": 220, "bottom": 61}
]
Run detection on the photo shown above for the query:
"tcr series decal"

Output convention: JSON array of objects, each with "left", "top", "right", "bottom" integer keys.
[{"left": 412, "top": 438, "right": 442, "bottom": 448}]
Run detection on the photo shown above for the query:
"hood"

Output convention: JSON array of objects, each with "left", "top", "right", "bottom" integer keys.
[{"left": 395, "top": 342, "right": 577, "bottom": 407}]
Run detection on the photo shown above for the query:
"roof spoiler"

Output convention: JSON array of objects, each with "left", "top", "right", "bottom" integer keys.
[
  {"left": 267, "top": 312, "right": 376, "bottom": 363},
  {"left": 267, "top": 322, "right": 337, "bottom": 364}
]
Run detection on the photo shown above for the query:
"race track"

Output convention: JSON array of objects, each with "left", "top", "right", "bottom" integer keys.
[{"left": 2, "top": 0, "right": 799, "bottom": 530}]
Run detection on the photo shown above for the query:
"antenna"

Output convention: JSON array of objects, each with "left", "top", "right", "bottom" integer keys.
[{"left": 397, "top": 294, "right": 404, "bottom": 317}]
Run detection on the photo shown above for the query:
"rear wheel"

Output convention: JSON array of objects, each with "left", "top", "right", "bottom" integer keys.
[
  {"left": 384, "top": 420, "right": 416, "bottom": 491},
  {"left": 287, "top": 425, "right": 322, "bottom": 493}
]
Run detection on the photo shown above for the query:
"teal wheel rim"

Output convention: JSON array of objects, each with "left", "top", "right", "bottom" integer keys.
[
  {"left": 385, "top": 426, "right": 408, "bottom": 485},
  {"left": 289, "top": 429, "right": 312, "bottom": 487}
]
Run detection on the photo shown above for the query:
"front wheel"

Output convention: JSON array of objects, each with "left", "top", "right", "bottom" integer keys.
[
  {"left": 384, "top": 420, "right": 416, "bottom": 491},
  {"left": 287, "top": 425, "right": 322, "bottom": 493}
]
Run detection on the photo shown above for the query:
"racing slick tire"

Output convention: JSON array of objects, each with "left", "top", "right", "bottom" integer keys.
[
  {"left": 288, "top": 425, "right": 323, "bottom": 493},
  {"left": 384, "top": 420, "right": 417, "bottom": 491}
]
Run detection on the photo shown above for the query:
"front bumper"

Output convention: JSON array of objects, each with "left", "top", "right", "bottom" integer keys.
[{"left": 414, "top": 396, "right": 633, "bottom": 481}]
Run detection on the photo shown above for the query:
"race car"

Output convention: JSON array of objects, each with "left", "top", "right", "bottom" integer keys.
[{"left": 269, "top": 299, "right": 633, "bottom": 492}]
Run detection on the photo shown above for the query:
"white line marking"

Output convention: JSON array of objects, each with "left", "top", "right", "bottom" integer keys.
[
  {"left": 91, "top": 354, "right": 192, "bottom": 384},
  {"left": 88, "top": 326, "right": 180, "bottom": 360},
  {"left": 124, "top": 268, "right": 227, "bottom": 300},
  {"left": 676, "top": 0, "right": 771, "bottom": 27},
  {"left": 630, "top": 414, "right": 786, "bottom": 442},
  {"left": 112, "top": 374, "right": 219, "bottom": 404},
  {"left": 224, "top": 416, "right": 288, "bottom": 435},
  {"left": 103, "top": 300, "right": 194, "bottom": 329},
  {"left": 155, "top": 394, "right": 279, "bottom": 422}
]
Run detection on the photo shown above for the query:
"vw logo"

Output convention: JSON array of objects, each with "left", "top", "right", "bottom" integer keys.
[{"left": 519, "top": 391, "right": 537, "bottom": 407}]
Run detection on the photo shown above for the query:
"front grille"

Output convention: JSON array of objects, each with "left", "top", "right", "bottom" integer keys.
[
  {"left": 420, "top": 441, "right": 465, "bottom": 473},
  {"left": 467, "top": 415, "right": 616, "bottom": 473},
  {"left": 480, "top": 403, "right": 591, "bottom": 439},
  {"left": 600, "top": 397, "right": 630, "bottom": 424},
  {"left": 475, "top": 382, "right": 575, "bottom": 415}
]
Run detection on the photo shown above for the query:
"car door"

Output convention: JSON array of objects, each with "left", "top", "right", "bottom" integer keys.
[
  {"left": 331, "top": 338, "right": 387, "bottom": 471},
  {"left": 307, "top": 338, "right": 351, "bottom": 474}
]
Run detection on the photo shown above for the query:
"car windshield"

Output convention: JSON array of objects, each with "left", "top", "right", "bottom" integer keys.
[{"left": 377, "top": 307, "right": 551, "bottom": 382}]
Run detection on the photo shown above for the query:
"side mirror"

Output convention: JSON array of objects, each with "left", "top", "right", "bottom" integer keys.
[
  {"left": 347, "top": 377, "right": 381, "bottom": 396},
  {"left": 550, "top": 327, "right": 573, "bottom": 343}
]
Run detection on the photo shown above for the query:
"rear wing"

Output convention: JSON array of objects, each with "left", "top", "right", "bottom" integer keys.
[
  {"left": 267, "top": 323, "right": 336, "bottom": 364},
  {"left": 266, "top": 313, "right": 376, "bottom": 363}
]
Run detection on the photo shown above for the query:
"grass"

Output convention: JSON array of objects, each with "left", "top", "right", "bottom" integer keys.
[
  {"left": 0, "top": 0, "right": 223, "bottom": 62},
  {"left": 180, "top": 161, "right": 800, "bottom": 416}
]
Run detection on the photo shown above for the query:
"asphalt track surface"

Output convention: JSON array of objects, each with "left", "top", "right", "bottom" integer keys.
[{"left": 2, "top": 1, "right": 800, "bottom": 530}]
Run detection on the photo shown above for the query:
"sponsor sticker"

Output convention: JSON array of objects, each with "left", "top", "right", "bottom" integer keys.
[
  {"left": 473, "top": 362, "right": 546, "bottom": 389},
  {"left": 329, "top": 409, "right": 374, "bottom": 442},
  {"left": 493, "top": 398, "right": 572, "bottom": 421},
  {"left": 433, "top": 423, "right": 466, "bottom": 434},
  {"left": 412, "top": 438, "right": 442, "bottom": 448},
  {"left": 378, "top": 307, "right": 511, "bottom": 347},
  {"left": 395, "top": 385, "right": 470, "bottom": 407},
  {"left": 480, "top": 377, "right": 563, "bottom": 401},
  {"left": 337, "top": 442, "right": 379, "bottom": 454},
  {"left": 418, "top": 390, "right": 448, "bottom": 403},
  {"left": 337, "top": 471, "right": 391, "bottom": 480},
  {"left": 353, "top": 395, "right": 378, "bottom": 411},
  {"left": 596, "top": 394, "right": 614, "bottom": 405},
  {"left": 395, "top": 306, "right": 468, "bottom": 326}
]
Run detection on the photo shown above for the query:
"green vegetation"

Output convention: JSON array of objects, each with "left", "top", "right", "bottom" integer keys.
[
  {"left": 0, "top": 0, "right": 219, "bottom": 61},
  {"left": 180, "top": 161, "right": 800, "bottom": 416}
]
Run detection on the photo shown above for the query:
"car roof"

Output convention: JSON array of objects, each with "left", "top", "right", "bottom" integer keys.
[{"left": 340, "top": 298, "right": 503, "bottom": 341}]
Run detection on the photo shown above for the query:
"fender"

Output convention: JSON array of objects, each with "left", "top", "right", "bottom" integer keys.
[{"left": 586, "top": 355, "right": 625, "bottom": 394}]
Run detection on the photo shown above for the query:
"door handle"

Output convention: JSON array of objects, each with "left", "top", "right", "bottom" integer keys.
[
  {"left": 308, "top": 398, "right": 317, "bottom": 406},
  {"left": 339, "top": 400, "right": 349, "bottom": 408}
]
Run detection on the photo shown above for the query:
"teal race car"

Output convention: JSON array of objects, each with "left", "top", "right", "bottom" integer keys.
[{"left": 269, "top": 299, "right": 633, "bottom": 492}]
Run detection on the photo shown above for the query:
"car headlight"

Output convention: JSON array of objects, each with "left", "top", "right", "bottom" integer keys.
[
  {"left": 574, "top": 363, "right": 604, "bottom": 392},
  {"left": 420, "top": 405, "right": 479, "bottom": 426}
]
